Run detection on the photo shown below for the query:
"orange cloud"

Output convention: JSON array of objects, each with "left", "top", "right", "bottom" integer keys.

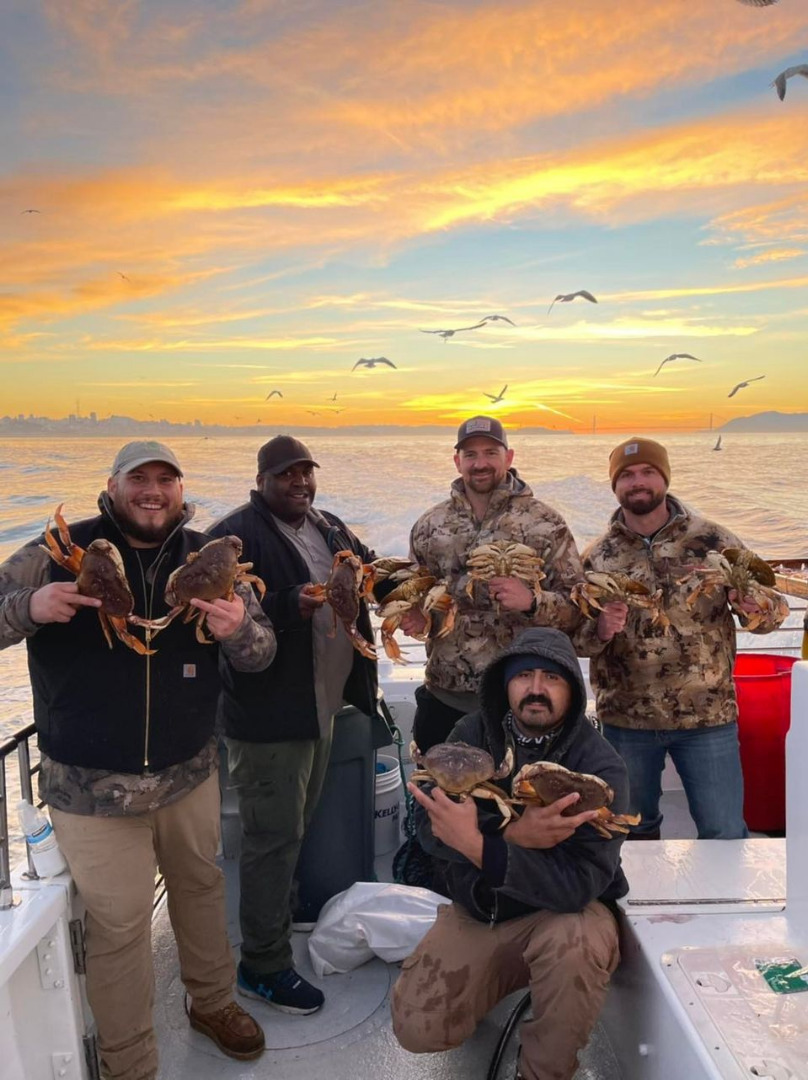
[{"left": 733, "top": 248, "right": 806, "bottom": 269}]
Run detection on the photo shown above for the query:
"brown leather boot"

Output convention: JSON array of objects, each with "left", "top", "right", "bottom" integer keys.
[{"left": 189, "top": 1001, "right": 265, "bottom": 1060}]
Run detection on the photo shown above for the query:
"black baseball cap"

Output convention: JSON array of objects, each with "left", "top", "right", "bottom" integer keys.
[
  {"left": 257, "top": 435, "right": 320, "bottom": 476},
  {"left": 455, "top": 415, "right": 509, "bottom": 450}
]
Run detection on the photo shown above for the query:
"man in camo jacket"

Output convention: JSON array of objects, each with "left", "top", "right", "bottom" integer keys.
[
  {"left": 575, "top": 436, "right": 787, "bottom": 840},
  {"left": 401, "top": 416, "right": 583, "bottom": 752},
  {"left": 0, "top": 440, "right": 276, "bottom": 1080}
]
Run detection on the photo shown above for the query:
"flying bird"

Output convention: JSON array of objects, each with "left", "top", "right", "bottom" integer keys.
[
  {"left": 419, "top": 322, "right": 487, "bottom": 341},
  {"left": 352, "top": 357, "right": 397, "bottom": 370},
  {"left": 736, "top": 1, "right": 778, "bottom": 7},
  {"left": 265, "top": 389, "right": 283, "bottom": 400},
  {"left": 328, "top": 393, "right": 338, "bottom": 402},
  {"left": 480, "top": 314, "right": 516, "bottom": 326},
  {"left": 653, "top": 353, "right": 702, "bottom": 377},
  {"left": 306, "top": 410, "right": 320, "bottom": 416},
  {"left": 728, "top": 375, "right": 766, "bottom": 398},
  {"left": 547, "top": 291, "right": 598, "bottom": 315},
  {"left": 483, "top": 384, "right": 508, "bottom": 404},
  {"left": 771, "top": 65, "right": 808, "bottom": 101},
  {"left": 117, "top": 272, "right": 131, "bottom": 283},
  {"left": 20, "top": 208, "right": 41, "bottom": 214}
]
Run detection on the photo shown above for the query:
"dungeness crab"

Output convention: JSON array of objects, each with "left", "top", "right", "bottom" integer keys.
[
  {"left": 375, "top": 568, "right": 457, "bottom": 663},
  {"left": 465, "top": 541, "right": 545, "bottom": 608},
  {"left": 511, "top": 761, "right": 641, "bottom": 839},
  {"left": 132, "top": 535, "right": 265, "bottom": 643},
  {"left": 41, "top": 504, "right": 153, "bottom": 655},
  {"left": 571, "top": 571, "right": 670, "bottom": 630},
  {"left": 409, "top": 740, "right": 515, "bottom": 826},
  {"left": 677, "top": 548, "right": 788, "bottom": 631},
  {"left": 308, "top": 550, "right": 377, "bottom": 659}
]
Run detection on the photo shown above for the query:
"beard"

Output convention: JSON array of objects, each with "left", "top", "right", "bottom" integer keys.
[
  {"left": 111, "top": 501, "right": 185, "bottom": 545},
  {"left": 514, "top": 692, "right": 559, "bottom": 730},
  {"left": 618, "top": 488, "right": 666, "bottom": 517}
]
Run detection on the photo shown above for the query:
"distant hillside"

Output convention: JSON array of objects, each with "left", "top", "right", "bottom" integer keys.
[{"left": 719, "top": 412, "right": 808, "bottom": 433}]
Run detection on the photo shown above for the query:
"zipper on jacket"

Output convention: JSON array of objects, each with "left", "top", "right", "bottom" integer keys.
[
  {"left": 489, "top": 891, "right": 499, "bottom": 928},
  {"left": 133, "top": 551, "right": 154, "bottom": 769}
]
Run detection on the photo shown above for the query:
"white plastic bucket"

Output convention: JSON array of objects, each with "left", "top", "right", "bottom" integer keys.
[{"left": 374, "top": 755, "right": 402, "bottom": 856}]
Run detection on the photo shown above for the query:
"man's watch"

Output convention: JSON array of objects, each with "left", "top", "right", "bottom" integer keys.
[{"left": 526, "top": 592, "right": 539, "bottom": 617}]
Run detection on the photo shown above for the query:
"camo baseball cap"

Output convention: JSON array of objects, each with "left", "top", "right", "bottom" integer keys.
[
  {"left": 111, "top": 440, "right": 183, "bottom": 477},
  {"left": 455, "top": 415, "right": 509, "bottom": 450}
]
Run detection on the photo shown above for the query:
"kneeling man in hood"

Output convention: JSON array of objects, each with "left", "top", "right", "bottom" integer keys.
[{"left": 391, "top": 627, "right": 630, "bottom": 1080}]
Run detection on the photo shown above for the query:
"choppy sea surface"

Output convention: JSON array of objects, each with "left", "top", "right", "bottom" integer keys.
[{"left": 1, "top": 432, "right": 806, "bottom": 855}]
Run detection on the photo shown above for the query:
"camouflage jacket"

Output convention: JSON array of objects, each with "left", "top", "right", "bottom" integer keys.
[
  {"left": 409, "top": 471, "right": 583, "bottom": 694},
  {"left": 575, "top": 496, "right": 786, "bottom": 731}
]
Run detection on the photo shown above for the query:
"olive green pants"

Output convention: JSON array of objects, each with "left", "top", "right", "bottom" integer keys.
[
  {"left": 225, "top": 726, "right": 333, "bottom": 975},
  {"left": 391, "top": 899, "right": 620, "bottom": 1080},
  {"left": 52, "top": 774, "right": 235, "bottom": 1080}
]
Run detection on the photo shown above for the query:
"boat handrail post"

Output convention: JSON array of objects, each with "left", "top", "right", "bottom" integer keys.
[
  {"left": 0, "top": 746, "right": 12, "bottom": 909},
  {"left": 15, "top": 733, "right": 40, "bottom": 881},
  {"left": 786, "top": 661, "right": 808, "bottom": 924}
]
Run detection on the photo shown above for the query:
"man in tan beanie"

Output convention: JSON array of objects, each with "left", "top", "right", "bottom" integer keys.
[{"left": 575, "top": 436, "right": 786, "bottom": 840}]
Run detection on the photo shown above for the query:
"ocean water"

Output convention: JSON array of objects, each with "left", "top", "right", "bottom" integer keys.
[{"left": 0, "top": 432, "right": 806, "bottom": 856}]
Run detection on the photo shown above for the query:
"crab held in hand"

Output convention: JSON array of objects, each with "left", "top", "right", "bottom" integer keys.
[
  {"left": 132, "top": 535, "right": 265, "bottom": 644},
  {"left": 511, "top": 761, "right": 641, "bottom": 839},
  {"left": 409, "top": 740, "right": 515, "bottom": 826},
  {"left": 465, "top": 541, "right": 546, "bottom": 605},
  {"left": 571, "top": 571, "right": 670, "bottom": 631},
  {"left": 375, "top": 568, "right": 457, "bottom": 663},
  {"left": 41, "top": 504, "right": 153, "bottom": 655},
  {"left": 308, "top": 550, "right": 377, "bottom": 659},
  {"left": 677, "top": 548, "right": 788, "bottom": 631}
]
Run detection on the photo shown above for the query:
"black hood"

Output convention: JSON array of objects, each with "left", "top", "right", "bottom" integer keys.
[{"left": 478, "top": 627, "right": 588, "bottom": 762}]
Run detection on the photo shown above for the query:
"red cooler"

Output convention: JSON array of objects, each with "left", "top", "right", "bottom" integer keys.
[{"left": 733, "top": 653, "right": 797, "bottom": 833}]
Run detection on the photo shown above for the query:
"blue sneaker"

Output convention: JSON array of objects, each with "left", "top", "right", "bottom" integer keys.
[{"left": 237, "top": 963, "right": 324, "bottom": 1015}]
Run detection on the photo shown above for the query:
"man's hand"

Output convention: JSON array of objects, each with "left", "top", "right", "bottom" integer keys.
[
  {"left": 29, "top": 582, "right": 102, "bottom": 625},
  {"left": 505, "top": 793, "right": 603, "bottom": 849},
  {"left": 596, "top": 601, "right": 628, "bottom": 642},
  {"left": 298, "top": 583, "right": 326, "bottom": 620},
  {"left": 190, "top": 594, "right": 245, "bottom": 640},
  {"left": 487, "top": 576, "right": 534, "bottom": 613},
  {"left": 728, "top": 588, "right": 763, "bottom": 616},
  {"left": 400, "top": 609, "right": 428, "bottom": 637},
  {"left": 408, "top": 782, "right": 483, "bottom": 866}
]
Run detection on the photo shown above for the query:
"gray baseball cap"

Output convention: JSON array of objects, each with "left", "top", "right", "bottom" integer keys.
[{"left": 111, "top": 440, "right": 183, "bottom": 477}]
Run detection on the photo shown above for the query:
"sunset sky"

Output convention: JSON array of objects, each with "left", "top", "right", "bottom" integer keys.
[{"left": 2, "top": 0, "right": 807, "bottom": 432}]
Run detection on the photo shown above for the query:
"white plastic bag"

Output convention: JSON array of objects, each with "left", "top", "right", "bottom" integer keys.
[{"left": 307, "top": 881, "right": 449, "bottom": 976}]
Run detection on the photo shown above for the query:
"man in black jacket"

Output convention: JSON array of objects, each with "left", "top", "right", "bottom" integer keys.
[
  {"left": 391, "top": 627, "right": 628, "bottom": 1080},
  {"left": 210, "top": 435, "right": 383, "bottom": 1016},
  {"left": 0, "top": 440, "right": 276, "bottom": 1080}
]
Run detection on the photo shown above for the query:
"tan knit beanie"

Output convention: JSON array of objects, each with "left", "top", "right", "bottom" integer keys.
[{"left": 608, "top": 437, "right": 671, "bottom": 490}]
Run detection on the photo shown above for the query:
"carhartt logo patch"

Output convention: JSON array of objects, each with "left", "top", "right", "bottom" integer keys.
[
  {"left": 183, "top": 664, "right": 197, "bottom": 679},
  {"left": 466, "top": 418, "right": 492, "bottom": 433},
  {"left": 624, "top": 442, "right": 639, "bottom": 457}
]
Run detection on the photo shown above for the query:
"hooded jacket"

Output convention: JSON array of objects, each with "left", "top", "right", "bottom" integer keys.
[
  {"left": 0, "top": 494, "right": 275, "bottom": 773},
  {"left": 574, "top": 496, "right": 787, "bottom": 731},
  {"left": 210, "top": 491, "right": 389, "bottom": 745},
  {"left": 409, "top": 471, "right": 583, "bottom": 695},
  {"left": 416, "top": 627, "right": 629, "bottom": 922}
]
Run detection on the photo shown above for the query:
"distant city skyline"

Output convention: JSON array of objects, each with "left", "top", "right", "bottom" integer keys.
[{"left": 2, "top": 1, "right": 807, "bottom": 429}]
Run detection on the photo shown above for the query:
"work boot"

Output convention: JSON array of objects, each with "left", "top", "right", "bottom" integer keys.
[{"left": 188, "top": 1000, "right": 265, "bottom": 1060}]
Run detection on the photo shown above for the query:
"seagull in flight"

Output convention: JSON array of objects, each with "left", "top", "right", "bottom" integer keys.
[
  {"left": 480, "top": 314, "right": 516, "bottom": 326},
  {"left": 352, "top": 357, "right": 397, "bottom": 370},
  {"left": 265, "top": 389, "right": 283, "bottom": 400},
  {"left": 547, "top": 291, "right": 598, "bottom": 315},
  {"left": 771, "top": 64, "right": 808, "bottom": 101},
  {"left": 306, "top": 410, "right": 321, "bottom": 416},
  {"left": 20, "top": 208, "right": 41, "bottom": 214},
  {"left": 483, "top": 384, "right": 507, "bottom": 404},
  {"left": 736, "top": 1, "right": 778, "bottom": 7},
  {"left": 419, "top": 322, "right": 486, "bottom": 342},
  {"left": 117, "top": 271, "right": 131, "bottom": 283},
  {"left": 328, "top": 392, "right": 338, "bottom": 402},
  {"left": 653, "top": 353, "right": 702, "bottom": 377},
  {"left": 728, "top": 375, "right": 765, "bottom": 398}
]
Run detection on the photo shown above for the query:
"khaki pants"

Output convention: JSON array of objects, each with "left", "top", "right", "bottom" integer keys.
[
  {"left": 52, "top": 773, "right": 235, "bottom": 1080},
  {"left": 391, "top": 900, "right": 620, "bottom": 1080}
]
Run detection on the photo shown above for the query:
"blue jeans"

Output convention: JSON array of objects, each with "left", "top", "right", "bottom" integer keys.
[{"left": 603, "top": 723, "right": 749, "bottom": 839}]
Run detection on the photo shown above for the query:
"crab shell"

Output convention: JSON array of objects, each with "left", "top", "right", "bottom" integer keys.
[
  {"left": 78, "top": 539, "right": 136, "bottom": 617},
  {"left": 511, "top": 761, "right": 614, "bottom": 815},
  {"left": 410, "top": 740, "right": 512, "bottom": 794},
  {"left": 165, "top": 535, "right": 244, "bottom": 605}
]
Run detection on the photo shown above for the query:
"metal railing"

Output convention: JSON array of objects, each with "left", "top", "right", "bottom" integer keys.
[{"left": 0, "top": 721, "right": 38, "bottom": 909}]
